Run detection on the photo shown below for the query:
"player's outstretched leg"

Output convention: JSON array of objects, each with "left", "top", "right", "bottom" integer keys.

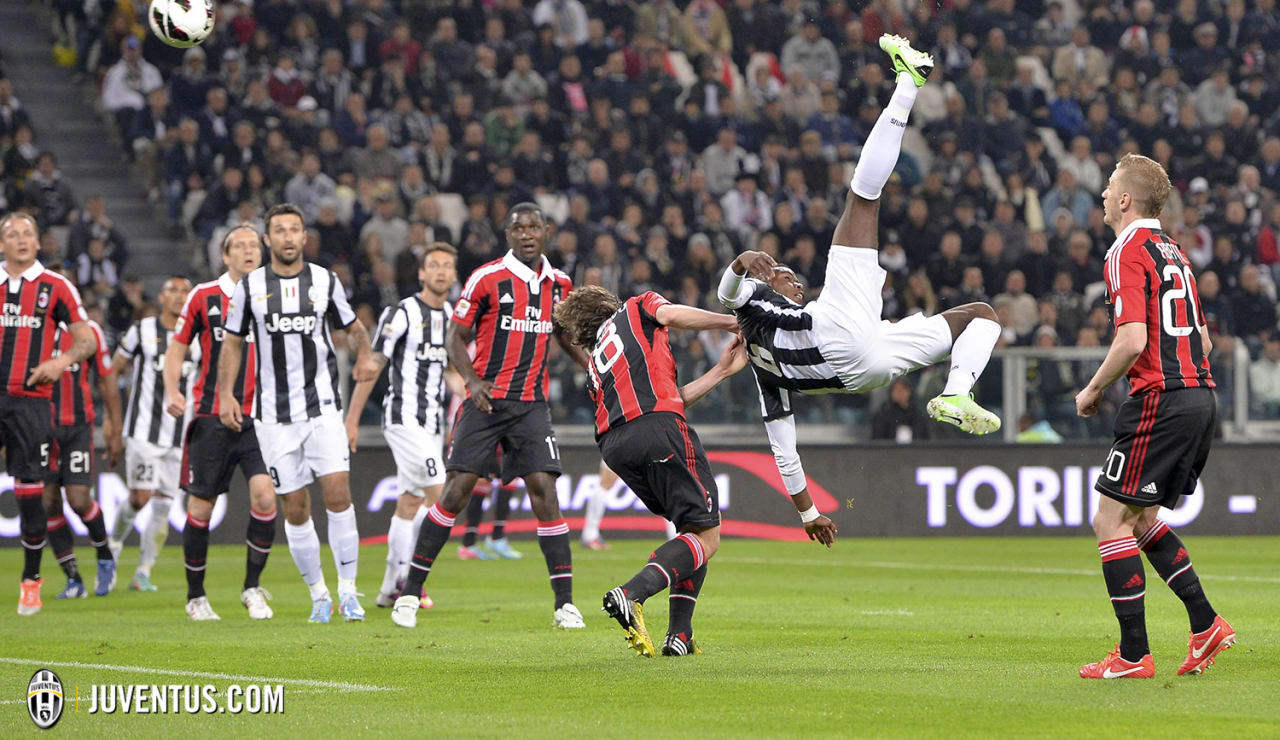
[
  {"left": 663, "top": 564, "right": 707, "bottom": 656},
  {"left": 393, "top": 471, "right": 479, "bottom": 628},
  {"left": 1080, "top": 497, "right": 1154, "bottom": 679},
  {"left": 133, "top": 492, "right": 172, "bottom": 592},
  {"left": 604, "top": 530, "right": 714, "bottom": 657},
  {"left": 486, "top": 482, "right": 522, "bottom": 559},
  {"left": 927, "top": 303, "right": 1002, "bottom": 435},
  {"left": 1135, "top": 513, "right": 1235, "bottom": 675}
]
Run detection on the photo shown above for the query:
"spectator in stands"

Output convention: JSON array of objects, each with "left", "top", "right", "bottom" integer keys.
[
  {"left": 162, "top": 118, "right": 214, "bottom": 233},
  {"left": 76, "top": 237, "right": 119, "bottom": 294},
  {"left": 1249, "top": 334, "right": 1280, "bottom": 418},
  {"left": 1041, "top": 169, "right": 1092, "bottom": 228},
  {"left": 1197, "top": 270, "right": 1235, "bottom": 337},
  {"left": 533, "top": 0, "right": 589, "bottom": 50},
  {"left": 100, "top": 36, "right": 162, "bottom": 149},
  {"left": 871, "top": 378, "right": 929, "bottom": 442},
  {"left": 1231, "top": 265, "right": 1278, "bottom": 347},
  {"left": 781, "top": 19, "right": 840, "bottom": 87},
  {"left": 169, "top": 46, "right": 211, "bottom": 119},
  {"left": 994, "top": 270, "right": 1038, "bottom": 337},
  {"left": 1051, "top": 27, "right": 1108, "bottom": 88},
  {"left": 67, "top": 194, "right": 129, "bottom": 267},
  {"left": 0, "top": 76, "right": 30, "bottom": 142},
  {"left": 24, "top": 152, "right": 74, "bottom": 227},
  {"left": 284, "top": 151, "right": 337, "bottom": 223}
]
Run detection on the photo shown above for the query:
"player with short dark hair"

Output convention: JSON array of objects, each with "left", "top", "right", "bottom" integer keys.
[
  {"left": 165, "top": 223, "right": 279, "bottom": 621},
  {"left": 1075, "top": 153, "right": 1233, "bottom": 679},
  {"left": 0, "top": 211, "right": 98, "bottom": 616},
  {"left": 554, "top": 284, "right": 752, "bottom": 656},
  {"left": 107, "top": 276, "right": 196, "bottom": 593},
  {"left": 43, "top": 316, "right": 122, "bottom": 599},
  {"left": 221, "top": 203, "right": 378, "bottom": 623},
  {"left": 392, "top": 203, "right": 590, "bottom": 630},
  {"left": 346, "top": 242, "right": 462, "bottom": 610}
]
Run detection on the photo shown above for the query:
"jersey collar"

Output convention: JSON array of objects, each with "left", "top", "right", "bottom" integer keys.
[
  {"left": 1105, "top": 218, "right": 1162, "bottom": 259},
  {"left": 0, "top": 260, "right": 45, "bottom": 282},
  {"left": 218, "top": 272, "right": 237, "bottom": 296},
  {"left": 502, "top": 250, "right": 553, "bottom": 286}
]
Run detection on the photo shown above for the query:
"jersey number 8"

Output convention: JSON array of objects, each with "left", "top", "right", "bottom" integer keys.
[{"left": 588, "top": 321, "right": 624, "bottom": 389}]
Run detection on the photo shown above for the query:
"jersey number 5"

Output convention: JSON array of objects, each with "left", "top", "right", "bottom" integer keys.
[{"left": 1160, "top": 264, "right": 1200, "bottom": 338}]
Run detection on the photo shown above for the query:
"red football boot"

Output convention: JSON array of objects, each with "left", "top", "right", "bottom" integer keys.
[
  {"left": 1177, "top": 615, "right": 1236, "bottom": 676},
  {"left": 1079, "top": 645, "right": 1155, "bottom": 679}
]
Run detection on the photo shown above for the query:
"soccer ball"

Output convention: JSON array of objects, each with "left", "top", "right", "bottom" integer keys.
[{"left": 148, "top": 0, "right": 215, "bottom": 49}]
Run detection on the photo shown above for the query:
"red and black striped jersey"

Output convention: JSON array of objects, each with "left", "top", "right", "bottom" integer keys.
[
  {"left": 587, "top": 292, "right": 684, "bottom": 438},
  {"left": 452, "top": 251, "right": 572, "bottom": 403},
  {"left": 51, "top": 320, "right": 111, "bottom": 426},
  {"left": 174, "top": 274, "right": 256, "bottom": 417},
  {"left": 0, "top": 261, "right": 88, "bottom": 399},
  {"left": 1104, "top": 218, "right": 1213, "bottom": 395}
]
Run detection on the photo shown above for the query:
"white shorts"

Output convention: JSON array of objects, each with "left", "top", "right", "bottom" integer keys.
[
  {"left": 808, "top": 245, "right": 953, "bottom": 393},
  {"left": 256, "top": 413, "right": 351, "bottom": 493},
  {"left": 125, "top": 439, "right": 183, "bottom": 497},
  {"left": 384, "top": 423, "right": 446, "bottom": 496}
]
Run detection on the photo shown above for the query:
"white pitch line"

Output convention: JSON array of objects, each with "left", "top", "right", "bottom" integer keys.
[
  {"left": 715, "top": 556, "right": 1280, "bottom": 584},
  {"left": 0, "top": 658, "right": 394, "bottom": 693}
]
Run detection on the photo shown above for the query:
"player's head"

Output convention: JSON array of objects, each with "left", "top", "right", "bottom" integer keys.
[
  {"left": 0, "top": 212, "right": 40, "bottom": 267},
  {"left": 421, "top": 242, "right": 457, "bottom": 298},
  {"left": 221, "top": 223, "right": 263, "bottom": 279},
  {"left": 160, "top": 276, "right": 193, "bottom": 317},
  {"left": 552, "top": 285, "right": 622, "bottom": 349},
  {"left": 505, "top": 202, "right": 549, "bottom": 265},
  {"left": 769, "top": 265, "right": 806, "bottom": 304},
  {"left": 1103, "top": 153, "right": 1170, "bottom": 231},
  {"left": 263, "top": 203, "right": 306, "bottom": 266}
]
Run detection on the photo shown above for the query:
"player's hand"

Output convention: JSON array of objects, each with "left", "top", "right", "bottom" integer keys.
[
  {"left": 1075, "top": 386, "right": 1102, "bottom": 417},
  {"left": 468, "top": 378, "right": 496, "bottom": 413},
  {"left": 26, "top": 357, "right": 70, "bottom": 386},
  {"left": 736, "top": 251, "right": 777, "bottom": 282},
  {"left": 165, "top": 390, "right": 186, "bottom": 418},
  {"left": 219, "top": 394, "right": 243, "bottom": 432},
  {"left": 353, "top": 354, "right": 380, "bottom": 383},
  {"left": 105, "top": 430, "right": 124, "bottom": 469},
  {"left": 805, "top": 515, "right": 838, "bottom": 547},
  {"left": 346, "top": 420, "right": 360, "bottom": 453},
  {"left": 718, "top": 334, "right": 749, "bottom": 375}
]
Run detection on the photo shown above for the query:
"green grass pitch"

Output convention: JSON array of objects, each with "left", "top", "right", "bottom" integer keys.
[{"left": 1, "top": 536, "right": 1277, "bottom": 737}]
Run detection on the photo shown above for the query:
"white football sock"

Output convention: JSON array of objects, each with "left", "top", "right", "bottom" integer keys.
[
  {"left": 383, "top": 514, "right": 414, "bottom": 596},
  {"left": 327, "top": 505, "right": 360, "bottom": 582},
  {"left": 943, "top": 318, "right": 1001, "bottom": 396},
  {"left": 137, "top": 495, "right": 172, "bottom": 576},
  {"left": 582, "top": 478, "right": 610, "bottom": 542},
  {"left": 850, "top": 72, "right": 919, "bottom": 201},
  {"left": 284, "top": 518, "right": 327, "bottom": 598},
  {"left": 110, "top": 497, "right": 138, "bottom": 543}
]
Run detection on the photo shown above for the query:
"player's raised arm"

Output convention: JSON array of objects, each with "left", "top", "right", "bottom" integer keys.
[
  {"left": 653, "top": 303, "right": 739, "bottom": 333},
  {"left": 718, "top": 251, "right": 777, "bottom": 310},
  {"left": 679, "top": 334, "right": 749, "bottom": 407}
]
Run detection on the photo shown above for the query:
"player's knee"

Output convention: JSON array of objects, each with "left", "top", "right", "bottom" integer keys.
[
  {"left": 685, "top": 526, "right": 720, "bottom": 560},
  {"left": 395, "top": 494, "right": 422, "bottom": 518},
  {"left": 20, "top": 513, "right": 46, "bottom": 540},
  {"left": 65, "top": 487, "right": 92, "bottom": 512},
  {"left": 187, "top": 495, "right": 215, "bottom": 520},
  {"left": 971, "top": 302, "right": 997, "bottom": 323}
]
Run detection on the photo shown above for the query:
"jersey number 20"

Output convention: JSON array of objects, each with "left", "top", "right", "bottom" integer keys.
[{"left": 1160, "top": 264, "right": 1200, "bottom": 337}]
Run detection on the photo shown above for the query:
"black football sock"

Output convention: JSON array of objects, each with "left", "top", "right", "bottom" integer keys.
[
  {"left": 47, "top": 515, "right": 80, "bottom": 581},
  {"left": 184, "top": 514, "right": 210, "bottom": 601},
  {"left": 462, "top": 492, "right": 484, "bottom": 547},
  {"left": 80, "top": 501, "right": 112, "bottom": 561},
  {"left": 491, "top": 483, "right": 514, "bottom": 540},
  {"left": 536, "top": 518, "right": 573, "bottom": 608},
  {"left": 16, "top": 483, "right": 47, "bottom": 581},
  {"left": 402, "top": 503, "right": 457, "bottom": 597},
  {"left": 668, "top": 564, "right": 707, "bottom": 639},
  {"left": 622, "top": 533, "right": 707, "bottom": 604},
  {"left": 243, "top": 509, "right": 277, "bottom": 591},
  {"left": 1099, "top": 537, "right": 1148, "bottom": 661},
  {"left": 1138, "top": 520, "right": 1216, "bottom": 633}
]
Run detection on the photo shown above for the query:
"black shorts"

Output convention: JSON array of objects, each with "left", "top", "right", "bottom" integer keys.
[
  {"left": 181, "top": 416, "right": 268, "bottom": 500},
  {"left": 0, "top": 395, "right": 54, "bottom": 482},
  {"left": 446, "top": 399, "right": 559, "bottom": 483},
  {"left": 50, "top": 423, "right": 93, "bottom": 487},
  {"left": 1095, "top": 387, "right": 1216, "bottom": 509},
  {"left": 599, "top": 412, "right": 721, "bottom": 531}
]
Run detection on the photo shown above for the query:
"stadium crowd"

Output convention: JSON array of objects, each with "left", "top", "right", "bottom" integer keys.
[{"left": 7, "top": 0, "right": 1280, "bottom": 434}]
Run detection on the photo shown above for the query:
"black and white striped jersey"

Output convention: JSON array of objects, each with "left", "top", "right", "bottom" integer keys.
[
  {"left": 225, "top": 262, "right": 358, "bottom": 424},
  {"left": 118, "top": 315, "right": 199, "bottom": 448},
  {"left": 725, "top": 279, "right": 844, "bottom": 420},
  {"left": 372, "top": 295, "right": 452, "bottom": 432}
]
